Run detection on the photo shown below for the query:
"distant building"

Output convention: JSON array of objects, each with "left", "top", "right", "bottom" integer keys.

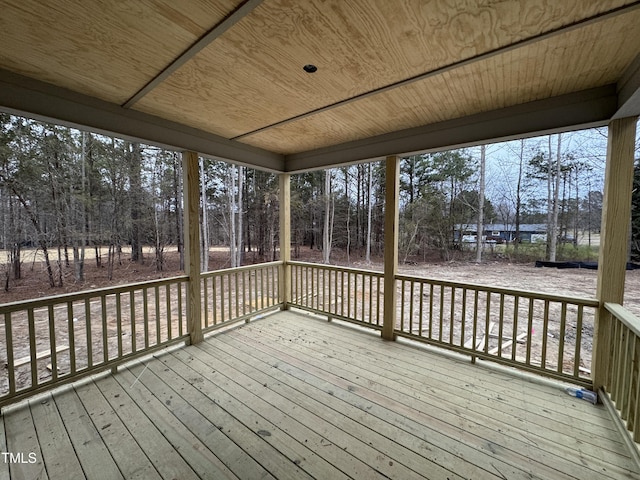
[{"left": 456, "top": 224, "right": 548, "bottom": 244}]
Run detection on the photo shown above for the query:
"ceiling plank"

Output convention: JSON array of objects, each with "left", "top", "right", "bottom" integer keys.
[
  {"left": 232, "top": 0, "right": 640, "bottom": 142},
  {"left": 0, "top": 69, "right": 284, "bottom": 172},
  {"left": 122, "top": 0, "right": 263, "bottom": 108},
  {"left": 284, "top": 85, "right": 617, "bottom": 172}
]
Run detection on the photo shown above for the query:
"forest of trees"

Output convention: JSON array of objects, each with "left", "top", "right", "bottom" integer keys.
[{"left": 0, "top": 114, "right": 638, "bottom": 294}]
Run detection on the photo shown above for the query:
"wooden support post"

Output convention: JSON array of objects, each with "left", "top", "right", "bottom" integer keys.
[
  {"left": 279, "top": 174, "right": 291, "bottom": 309},
  {"left": 183, "top": 151, "right": 203, "bottom": 345},
  {"left": 382, "top": 156, "right": 400, "bottom": 341},
  {"left": 593, "top": 116, "right": 638, "bottom": 391}
]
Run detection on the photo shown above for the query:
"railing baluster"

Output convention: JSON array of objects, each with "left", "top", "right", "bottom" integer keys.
[
  {"left": 153, "top": 286, "right": 162, "bottom": 345},
  {"left": 498, "top": 294, "right": 505, "bottom": 357},
  {"left": 418, "top": 282, "right": 424, "bottom": 337},
  {"left": 438, "top": 285, "right": 444, "bottom": 342},
  {"left": 400, "top": 279, "right": 406, "bottom": 333},
  {"left": 541, "top": 300, "right": 549, "bottom": 369},
  {"left": 117, "top": 292, "right": 123, "bottom": 356},
  {"left": 143, "top": 287, "right": 150, "bottom": 349},
  {"left": 376, "top": 276, "right": 381, "bottom": 326},
  {"left": 101, "top": 295, "right": 108, "bottom": 363},
  {"left": 460, "top": 288, "right": 467, "bottom": 347},
  {"left": 428, "top": 284, "right": 434, "bottom": 339},
  {"left": 409, "top": 280, "right": 415, "bottom": 335},
  {"left": 212, "top": 275, "right": 218, "bottom": 326},
  {"left": 67, "top": 302, "right": 76, "bottom": 374},
  {"left": 235, "top": 272, "right": 240, "bottom": 319},
  {"left": 526, "top": 298, "right": 534, "bottom": 367},
  {"left": 260, "top": 268, "right": 264, "bottom": 311},
  {"left": 48, "top": 304, "right": 57, "bottom": 382},
  {"left": 573, "top": 305, "right": 583, "bottom": 378},
  {"left": 221, "top": 275, "right": 226, "bottom": 323},
  {"left": 178, "top": 282, "right": 184, "bottom": 337},
  {"left": 203, "top": 277, "right": 209, "bottom": 328},
  {"left": 165, "top": 285, "right": 171, "bottom": 341},
  {"left": 511, "top": 296, "right": 519, "bottom": 362},
  {"left": 242, "top": 271, "right": 247, "bottom": 317},
  {"left": 621, "top": 328, "right": 633, "bottom": 419},
  {"left": 5, "top": 313, "right": 15, "bottom": 394},
  {"left": 472, "top": 290, "right": 479, "bottom": 356},
  {"left": 557, "top": 303, "right": 567, "bottom": 374},
  {"left": 27, "top": 308, "right": 36, "bottom": 387},
  {"left": 484, "top": 292, "right": 491, "bottom": 355},
  {"left": 85, "top": 298, "right": 92, "bottom": 368},
  {"left": 130, "top": 291, "right": 136, "bottom": 353},
  {"left": 449, "top": 287, "right": 456, "bottom": 345}
]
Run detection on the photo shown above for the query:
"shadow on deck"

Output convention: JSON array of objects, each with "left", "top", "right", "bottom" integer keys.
[{"left": 1, "top": 310, "right": 637, "bottom": 479}]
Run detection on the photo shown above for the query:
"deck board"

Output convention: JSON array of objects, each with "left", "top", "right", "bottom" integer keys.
[{"left": 0, "top": 310, "right": 638, "bottom": 479}]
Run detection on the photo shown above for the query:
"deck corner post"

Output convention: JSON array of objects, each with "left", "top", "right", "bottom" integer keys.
[
  {"left": 593, "top": 116, "right": 637, "bottom": 391},
  {"left": 382, "top": 156, "right": 400, "bottom": 341},
  {"left": 279, "top": 173, "right": 291, "bottom": 309},
  {"left": 183, "top": 151, "right": 204, "bottom": 345}
]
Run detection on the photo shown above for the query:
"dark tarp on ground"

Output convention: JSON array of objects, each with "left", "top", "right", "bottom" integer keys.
[{"left": 534, "top": 261, "right": 640, "bottom": 270}]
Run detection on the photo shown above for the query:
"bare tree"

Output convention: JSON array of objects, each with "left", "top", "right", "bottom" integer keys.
[{"left": 476, "top": 145, "right": 486, "bottom": 262}]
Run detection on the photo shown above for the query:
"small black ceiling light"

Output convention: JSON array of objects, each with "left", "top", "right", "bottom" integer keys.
[{"left": 303, "top": 64, "right": 318, "bottom": 73}]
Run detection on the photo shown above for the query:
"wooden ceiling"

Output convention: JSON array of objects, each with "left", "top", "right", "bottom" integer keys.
[{"left": 1, "top": 0, "right": 639, "bottom": 172}]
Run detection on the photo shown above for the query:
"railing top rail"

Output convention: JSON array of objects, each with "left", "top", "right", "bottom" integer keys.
[
  {"left": 201, "top": 261, "right": 283, "bottom": 278},
  {"left": 605, "top": 302, "right": 640, "bottom": 337},
  {"left": 288, "top": 261, "right": 384, "bottom": 277},
  {"left": 0, "top": 274, "right": 189, "bottom": 313},
  {"left": 394, "top": 273, "right": 599, "bottom": 306}
]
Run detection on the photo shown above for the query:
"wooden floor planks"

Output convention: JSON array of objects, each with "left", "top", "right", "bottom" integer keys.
[{"left": 0, "top": 310, "right": 638, "bottom": 479}]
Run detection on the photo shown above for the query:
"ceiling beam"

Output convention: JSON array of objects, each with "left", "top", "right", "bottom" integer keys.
[
  {"left": 614, "top": 53, "right": 640, "bottom": 119},
  {"left": 122, "top": 0, "right": 263, "bottom": 108},
  {"left": 0, "top": 69, "right": 284, "bottom": 172},
  {"left": 284, "top": 85, "right": 618, "bottom": 173}
]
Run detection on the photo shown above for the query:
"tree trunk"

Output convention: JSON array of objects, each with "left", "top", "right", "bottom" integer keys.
[
  {"left": 476, "top": 145, "right": 486, "bottom": 263},
  {"left": 200, "top": 157, "right": 209, "bottom": 271},
  {"left": 129, "top": 142, "right": 143, "bottom": 263},
  {"left": 323, "top": 171, "right": 332, "bottom": 264},
  {"left": 514, "top": 140, "right": 523, "bottom": 251},
  {"left": 229, "top": 165, "right": 237, "bottom": 267},
  {"left": 236, "top": 165, "right": 244, "bottom": 267},
  {"left": 549, "top": 134, "right": 562, "bottom": 261},
  {"left": 173, "top": 153, "right": 184, "bottom": 270},
  {"left": 366, "top": 163, "right": 373, "bottom": 264}
]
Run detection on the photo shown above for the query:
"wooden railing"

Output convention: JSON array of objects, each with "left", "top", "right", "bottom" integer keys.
[
  {"left": 396, "top": 275, "right": 598, "bottom": 386},
  {"left": 288, "top": 262, "right": 598, "bottom": 386},
  {"left": 201, "top": 262, "right": 283, "bottom": 332},
  {"left": 289, "top": 262, "right": 384, "bottom": 328},
  {"left": 0, "top": 262, "right": 285, "bottom": 406},
  {"left": 0, "top": 276, "right": 189, "bottom": 406},
  {"left": 603, "top": 302, "right": 640, "bottom": 445}
]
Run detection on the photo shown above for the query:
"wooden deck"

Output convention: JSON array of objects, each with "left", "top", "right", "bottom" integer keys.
[{"left": 1, "top": 310, "right": 637, "bottom": 480}]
